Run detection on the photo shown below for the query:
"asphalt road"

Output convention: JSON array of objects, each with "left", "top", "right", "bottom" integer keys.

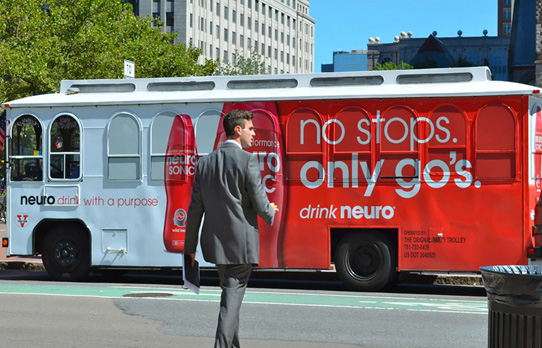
[{"left": 0, "top": 269, "right": 489, "bottom": 348}]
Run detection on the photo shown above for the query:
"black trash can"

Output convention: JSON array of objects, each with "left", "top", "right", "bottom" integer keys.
[{"left": 480, "top": 265, "right": 542, "bottom": 348}]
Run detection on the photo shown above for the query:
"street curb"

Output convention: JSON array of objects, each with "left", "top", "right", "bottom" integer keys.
[
  {"left": 0, "top": 260, "right": 484, "bottom": 287},
  {"left": 0, "top": 261, "right": 45, "bottom": 271}
]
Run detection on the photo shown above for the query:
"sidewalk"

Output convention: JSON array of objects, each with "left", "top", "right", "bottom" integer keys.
[{"left": 0, "top": 224, "right": 44, "bottom": 270}]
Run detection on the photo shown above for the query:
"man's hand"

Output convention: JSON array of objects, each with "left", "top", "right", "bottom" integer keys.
[
  {"left": 271, "top": 202, "right": 279, "bottom": 213},
  {"left": 187, "top": 253, "right": 196, "bottom": 267}
]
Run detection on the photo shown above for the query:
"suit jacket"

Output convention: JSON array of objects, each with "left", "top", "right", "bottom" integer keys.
[{"left": 184, "top": 142, "right": 275, "bottom": 265}]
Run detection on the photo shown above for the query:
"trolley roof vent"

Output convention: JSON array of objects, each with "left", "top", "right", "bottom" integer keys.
[
  {"left": 310, "top": 75, "right": 384, "bottom": 87},
  {"left": 147, "top": 81, "right": 215, "bottom": 92},
  {"left": 227, "top": 78, "right": 298, "bottom": 90},
  {"left": 68, "top": 83, "right": 136, "bottom": 93},
  {"left": 396, "top": 72, "right": 473, "bottom": 84}
]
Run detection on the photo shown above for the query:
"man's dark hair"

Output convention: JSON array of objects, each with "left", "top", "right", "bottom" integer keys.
[{"left": 223, "top": 109, "right": 254, "bottom": 137}]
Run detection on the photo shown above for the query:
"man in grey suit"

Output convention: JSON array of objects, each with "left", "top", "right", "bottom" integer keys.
[{"left": 185, "top": 109, "right": 278, "bottom": 348}]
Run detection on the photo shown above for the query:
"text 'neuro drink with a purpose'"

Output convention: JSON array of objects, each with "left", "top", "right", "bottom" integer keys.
[
  {"left": 163, "top": 114, "right": 198, "bottom": 253},
  {"left": 215, "top": 103, "right": 287, "bottom": 267}
]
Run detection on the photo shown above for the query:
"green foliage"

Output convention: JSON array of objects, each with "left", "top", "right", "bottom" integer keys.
[
  {"left": 412, "top": 56, "right": 438, "bottom": 69},
  {"left": 453, "top": 56, "right": 475, "bottom": 67},
  {"left": 374, "top": 61, "right": 414, "bottom": 70},
  {"left": 0, "top": 0, "right": 217, "bottom": 103},
  {"left": 214, "top": 50, "right": 268, "bottom": 76}
]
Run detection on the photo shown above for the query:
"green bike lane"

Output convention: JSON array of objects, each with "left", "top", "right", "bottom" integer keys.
[{"left": 0, "top": 282, "right": 487, "bottom": 315}]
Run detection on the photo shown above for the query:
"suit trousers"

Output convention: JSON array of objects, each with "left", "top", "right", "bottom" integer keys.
[{"left": 214, "top": 264, "right": 253, "bottom": 348}]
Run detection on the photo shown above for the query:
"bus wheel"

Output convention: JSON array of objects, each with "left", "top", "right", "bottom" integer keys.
[
  {"left": 335, "top": 232, "right": 396, "bottom": 291},
  {"left": 42, "top": 226, "right": 90, "bottom": 281}
]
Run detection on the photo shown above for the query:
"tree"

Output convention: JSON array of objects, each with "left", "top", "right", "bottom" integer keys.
[
  {"left": 374, "top": 61, "right": 414, "bottom": 70},
  {"left": 214, "top": 50, "right": 268, "bottom": 76},
  {"left": 453, "top": 56, "right": 475, "bottom": 67},
  {"left": 0, "top": 0, "right": 217, "bottom": 103}
]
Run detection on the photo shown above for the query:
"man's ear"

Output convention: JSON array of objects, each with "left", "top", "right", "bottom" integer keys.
[{"left": 234, "top": 125, "right": 242, "bottom": 136}]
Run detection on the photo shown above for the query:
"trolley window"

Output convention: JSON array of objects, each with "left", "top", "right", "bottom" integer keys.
[
  {"left": 10, "top": 115, "right": 43, "bottom": 182},
  {"left": 107, "top": 113, "right": 141, "bottom": 181},
  {"left": 49, "top": 115, "right": 81, "bottom": 180}
]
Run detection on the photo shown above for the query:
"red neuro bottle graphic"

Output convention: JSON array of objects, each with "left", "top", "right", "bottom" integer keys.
[
  {"left": 214, "top": 102, "right": 287, "bottom": 267},
  {"left": 163, "top": 114, "right": 198, "bottom": 253}
]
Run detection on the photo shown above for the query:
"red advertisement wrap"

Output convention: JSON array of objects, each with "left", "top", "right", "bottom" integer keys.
[
  {"left": 535, "top": 105, "right": 542, "bottom": 192},
  {"left": 275, "top": 97, "right": 527, "bottom": 271},
  {"left": 163, "top": 114, "right": 198, "bottom": 253},
  {"left": 214, "top": 103, "right": 287, "bottom": 267},
  {"left": 533, "top": 105, "right": 542, "bottom": 248}
]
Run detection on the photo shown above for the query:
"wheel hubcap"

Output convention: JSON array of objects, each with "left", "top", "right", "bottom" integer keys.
[
  {"left": 346, "top": 243, "right": 382, "bottom": 281},
  {"left": 54, "top": 239, "right": 79, "bottom": 267}
]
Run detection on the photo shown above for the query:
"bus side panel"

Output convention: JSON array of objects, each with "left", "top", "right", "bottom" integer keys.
[
  {"left": 276, "top": 96, "right": 526, "bottom": 271},
  {"left": 529, "top": 96, "right": 542, "bottom": 259}
]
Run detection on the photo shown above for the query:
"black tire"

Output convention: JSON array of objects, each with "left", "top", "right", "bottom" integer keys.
[
  {"left": 335, "top": 232, "right": 397, "bottom": 291},
  {"left": 42, "top": 226, "right": 90, "bottom": 281}
]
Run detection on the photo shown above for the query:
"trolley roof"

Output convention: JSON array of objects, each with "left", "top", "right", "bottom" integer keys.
[{"left": 3, "top": 67, "right": 540, "bottom": 109}]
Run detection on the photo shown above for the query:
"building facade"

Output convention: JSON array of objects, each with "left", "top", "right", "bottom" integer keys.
[
  {"left": 369, "top": 33, "right": 510, "bottom": 80},
  {"left": 128, "top": 0, "right": 315, "bottom": 74},
  {"left": 321, "top": 32, "right": 509, "bottom": 81},
  {"left": 321, "top": 50, "right": 380, "bottom": 72},
  {"left": 498, "top": 0, "right": 513, "bottom": 36}
]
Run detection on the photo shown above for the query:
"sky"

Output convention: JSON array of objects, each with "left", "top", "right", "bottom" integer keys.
[{"left": 310, "top": 0, "right": 498, "bottom": 72}]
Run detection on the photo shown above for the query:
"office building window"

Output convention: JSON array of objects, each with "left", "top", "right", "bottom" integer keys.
[
  {"left": 503, "top": 23, "right": 511, "bottom": 35},
  {"left": 224, "top": 28, "right": 228, "bottom": 41},
  {"left": 503, "top": 8, "right": 511, "bottom": 20},
  {"left": 224, "top": 6, "right": 228, "bottom": 19}
]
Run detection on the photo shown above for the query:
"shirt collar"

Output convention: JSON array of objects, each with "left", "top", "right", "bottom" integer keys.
[{"left": 224, "top": 139, "right": 242, "bottom": 149}]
